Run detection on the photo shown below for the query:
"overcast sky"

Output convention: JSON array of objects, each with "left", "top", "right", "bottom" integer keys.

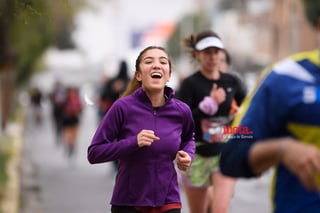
[{"left": 72, "top": 0, "right": 195, "bottom": 65}]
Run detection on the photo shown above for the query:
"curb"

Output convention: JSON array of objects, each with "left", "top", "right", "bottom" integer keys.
[{"left": 2, "top": 123, "right": 23, "bottom": 213}]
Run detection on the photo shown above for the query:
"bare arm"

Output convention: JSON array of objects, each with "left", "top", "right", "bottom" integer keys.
[{"left": 249, "top": 137, "right": 320, "bottom": 191}]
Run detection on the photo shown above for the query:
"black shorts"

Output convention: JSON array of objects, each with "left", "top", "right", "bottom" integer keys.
[{"left": 62, "top": 116, "right": 79, "bottom": 127}]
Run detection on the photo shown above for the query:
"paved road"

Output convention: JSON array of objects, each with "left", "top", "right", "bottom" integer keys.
[{"left": 19, "top": 99, "right": 272, "bottom": 213}]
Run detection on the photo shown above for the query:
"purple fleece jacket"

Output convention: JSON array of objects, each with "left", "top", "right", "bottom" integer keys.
[{"left": 88, "top": 86, "right": 195, "bottom": 207}]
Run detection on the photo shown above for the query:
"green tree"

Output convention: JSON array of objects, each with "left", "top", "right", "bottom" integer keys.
[
  {"left": 0, "top": 0, "right": 84, "bottom": 130},
  {"left": 2, "top": 0, "right": 84, "bottom": 83},
  {"left": 302, "top": 0, "right": 320, "bottom": 27}
]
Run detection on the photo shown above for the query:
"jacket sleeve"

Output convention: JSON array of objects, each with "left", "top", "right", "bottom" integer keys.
[
  {"left": 219, "top": 140, "right": 255, "bottom": 177},
  {"left": 87, "top": 101, "right": 140, "bottom": 164},
  {"left": 179, "top": 102, "right": 196, "bottom": 160}
]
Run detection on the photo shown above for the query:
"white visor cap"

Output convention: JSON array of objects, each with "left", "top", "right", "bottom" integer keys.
[{"left": 195, "top": 37, "right": 224, "bottom": 51}]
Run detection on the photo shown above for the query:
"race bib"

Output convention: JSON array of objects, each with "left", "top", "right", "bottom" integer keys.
[{"left": 200, "top": 116, "right": 233, "bottom": 143}]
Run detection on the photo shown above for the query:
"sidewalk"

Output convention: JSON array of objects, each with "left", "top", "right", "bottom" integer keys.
[{"left": 1, "top": 123, "right": 23, "bottom": 213}]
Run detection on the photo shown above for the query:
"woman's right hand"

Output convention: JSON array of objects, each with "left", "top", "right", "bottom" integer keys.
[
  {"left": 137, "top": 129, "right": 160, "bottom": 147},
  {"left": 210, "top": 83, "right": 226, "bottom": 104}
]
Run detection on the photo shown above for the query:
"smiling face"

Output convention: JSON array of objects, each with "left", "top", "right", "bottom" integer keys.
[{"left": 135, "top": 48, "right": 171, "bottom": 92}]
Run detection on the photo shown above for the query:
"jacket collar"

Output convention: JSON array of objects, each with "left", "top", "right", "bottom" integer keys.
[{"left": 133, "top": 86, "right": 175, "bottom": 103}]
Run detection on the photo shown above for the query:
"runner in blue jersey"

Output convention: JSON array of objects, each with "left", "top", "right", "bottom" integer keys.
[{"left": 219, "top": 1, "right": 320, "bottom": 212}]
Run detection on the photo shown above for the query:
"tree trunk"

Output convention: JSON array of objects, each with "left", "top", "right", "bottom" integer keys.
[{"left": 0, "top": 67, "right": 15, "bottom": 133}]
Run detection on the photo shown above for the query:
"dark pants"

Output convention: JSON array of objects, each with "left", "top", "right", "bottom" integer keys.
[{"left": 111, "top": 206, "right": 181, "bottom": 213}]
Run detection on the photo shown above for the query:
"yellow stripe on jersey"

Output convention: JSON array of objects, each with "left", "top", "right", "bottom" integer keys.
[
  {"left": 291, "top": 49, "right": 320, "bottom": 66},
  {"left": 270, "top": 120, "right": 320, "bottom": 213},
  {"left": 287, "top": 122, "right": 320, "bottom": 192},
  {"left": 287, "top": 122, "right": 320, "bottom": 146}
]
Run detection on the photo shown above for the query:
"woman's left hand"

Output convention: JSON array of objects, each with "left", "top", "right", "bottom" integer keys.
[{"left": 176, "top": 150, "right": 191, "bottom": 171}]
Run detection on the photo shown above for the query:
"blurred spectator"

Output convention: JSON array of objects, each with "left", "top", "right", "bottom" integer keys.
[
  {"left": 61, "top": 86, "right": 83, "bottom": 164},
  {"left": 49, "top": 80, "right": 67, "bottom": 146},
  {"left": 29, "top": 86, "right": 44, "bottom": 124},
  {"left": 98, "top": 60, "right": 130, "bottom": 121}
]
